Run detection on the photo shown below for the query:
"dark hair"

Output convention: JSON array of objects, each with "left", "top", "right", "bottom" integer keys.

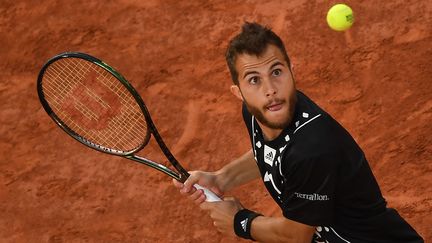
[{"left": 225, "top": 22, "right": 291, "bottom": 85}]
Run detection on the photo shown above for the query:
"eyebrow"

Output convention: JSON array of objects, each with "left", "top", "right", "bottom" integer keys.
[
  {"left": 242, "top": 61, "right": 285, "bottom": 79},
  {"left": 243, "top": 70, "right": 259, "bottom": 79},
  {"left": 270, "top": 61, "right": 284, "bottom": 70}
]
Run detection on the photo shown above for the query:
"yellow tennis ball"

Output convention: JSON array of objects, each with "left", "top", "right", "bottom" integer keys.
[{"left": 326, "top": 4, "right": 354, "bottom": 31}]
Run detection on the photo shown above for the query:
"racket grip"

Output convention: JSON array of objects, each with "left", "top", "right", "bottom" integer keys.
[{"left": 193, "top": 184, "right": 222, "bottom": 202}]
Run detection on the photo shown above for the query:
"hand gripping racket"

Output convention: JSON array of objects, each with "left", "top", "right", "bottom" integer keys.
[{"left": 37, "top": 52, "right": 220, "bottom": 202}]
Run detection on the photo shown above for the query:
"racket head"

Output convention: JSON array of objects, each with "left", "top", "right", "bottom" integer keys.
[{"left": 37, "top": 52, "right": 151, "bottom": 156}]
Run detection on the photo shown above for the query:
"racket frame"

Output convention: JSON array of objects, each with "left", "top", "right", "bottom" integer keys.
[{"left": 37, "top": 52, "right": 190, "bottom": 182}]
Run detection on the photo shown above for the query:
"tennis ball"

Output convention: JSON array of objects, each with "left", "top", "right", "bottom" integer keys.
[{"left": 326, "top": 4, "right": 354, "bottom": 31}]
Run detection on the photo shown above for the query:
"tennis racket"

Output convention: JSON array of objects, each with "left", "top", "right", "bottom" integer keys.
[{"left": 37, "top": 52, "right": 220, "bottom": 202}]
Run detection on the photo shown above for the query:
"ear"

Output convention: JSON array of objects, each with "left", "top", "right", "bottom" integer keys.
[
  {"left": 230, "top": 85, "right": 243, "bottom": 101},
  {"left": 289, "top": 63, "right": 297, "bottom": 80}
]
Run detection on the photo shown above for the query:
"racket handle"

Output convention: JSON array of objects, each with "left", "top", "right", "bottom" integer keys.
[{"left": 193, "top": 184, "right": 222, "bottom": 202}]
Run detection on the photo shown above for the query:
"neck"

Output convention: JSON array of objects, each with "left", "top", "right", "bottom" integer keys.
[{"left": 257, "top": 120, "right": 283, "bottom": 141}]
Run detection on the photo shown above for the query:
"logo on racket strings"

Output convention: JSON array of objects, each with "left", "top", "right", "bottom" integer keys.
[{"left": 61, "top": 71, "right": 121, "bottom": 130}]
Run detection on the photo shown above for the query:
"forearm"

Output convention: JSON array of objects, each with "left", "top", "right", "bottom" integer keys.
[
  {"left": 215, "top": 149, "right": 260, "bottom": 191},
  {"left": 250, "top": 216, "right": 315, "bottom": 243}
]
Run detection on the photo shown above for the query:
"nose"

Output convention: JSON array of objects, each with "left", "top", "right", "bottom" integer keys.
[{"left": 264, "top": 79, "right": 277, "bottom": 97}]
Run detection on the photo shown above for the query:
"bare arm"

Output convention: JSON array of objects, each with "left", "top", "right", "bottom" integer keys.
[
  {"left": 178, "top": 150, "right": 315, "bottom": 242},
  {"left": 215, "top": 149, "right": 260, "bottom": 191},
  {"left": 174, "top": 149, "right": 260, "bottom": 202}
]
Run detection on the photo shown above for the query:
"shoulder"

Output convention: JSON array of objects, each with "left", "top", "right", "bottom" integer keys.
[
  {"left": 291, "top": 92, "right": 358, "bottom": 156},
  {"left": 290, "top": 116, "right": 342, "bottom": 157}
]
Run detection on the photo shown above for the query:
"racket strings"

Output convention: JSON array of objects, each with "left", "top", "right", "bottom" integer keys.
[
  {"left": 47, "top": 59, "right": 145, "bottom": 151},
  {"left": 72, "top": 60, "right": 146, "bottom": 149},
  {"left": 42, "top": 57, "right": 148, "bottom": 152}
]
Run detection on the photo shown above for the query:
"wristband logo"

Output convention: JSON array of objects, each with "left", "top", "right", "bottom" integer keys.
[
  {"left": 240, "top": 219, "right": 248, "bottom": 232},
  {"left": 294, "top": 192, "right": 330, "bottom": 201}
]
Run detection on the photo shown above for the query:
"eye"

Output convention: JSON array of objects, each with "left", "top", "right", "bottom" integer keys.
[
  {"left": 248, "top": 76, "right": 260, "bottom": 85},
  {"left": 272, "top": 69, "right": 282, "bottom": 76}
]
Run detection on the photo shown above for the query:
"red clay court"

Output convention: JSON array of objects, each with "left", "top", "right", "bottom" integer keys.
[{"left": 0, "top": 0, "right": 430, "bottom": 242}]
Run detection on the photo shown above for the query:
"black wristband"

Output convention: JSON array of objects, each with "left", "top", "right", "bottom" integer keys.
[{"left": 233, "top": 208, "right": 262, "bottom": 241}]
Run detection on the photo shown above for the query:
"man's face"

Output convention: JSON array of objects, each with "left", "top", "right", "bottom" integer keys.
[{"left": 231, "top": 45, "right": 297, "bottom": 130}]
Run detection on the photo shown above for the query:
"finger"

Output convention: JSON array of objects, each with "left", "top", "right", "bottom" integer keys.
[
  {"left": 172, "top": 179, "right": 184, "bottom": 189},
  {"left": 222, "top": 196, "right": 235, "bottom": 201},
  {"left": 181, "top": 185, "right": 196, "bottom": 194},
  {"left": 188, "top": 188, "right": 203, "bottom": 201},
  {"left": 183, "top": 171, "right": 201, "bottom": 192},
  {"left": 192, "top": 192, "right": 206, "bottom": 205},
  {"left": 179, "top": 186, "right": 196, "bottom": 196}
]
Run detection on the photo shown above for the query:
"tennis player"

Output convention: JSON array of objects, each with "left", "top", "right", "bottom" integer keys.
[{"left": 174, "top": 22, "right": 423, "bottom": 242}]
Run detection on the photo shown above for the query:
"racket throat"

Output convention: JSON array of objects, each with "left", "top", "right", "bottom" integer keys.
[{"left": 128, "top": 155, "right": 185, "bottom": 182}]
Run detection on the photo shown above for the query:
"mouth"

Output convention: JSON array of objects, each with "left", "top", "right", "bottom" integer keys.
[{"left": 266, "top": 100, "right": 284, "bottom": 112}]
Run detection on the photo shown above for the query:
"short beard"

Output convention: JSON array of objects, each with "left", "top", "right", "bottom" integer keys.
[{"left": 244, "top": 93, "right": 297, "bottom": 130}]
